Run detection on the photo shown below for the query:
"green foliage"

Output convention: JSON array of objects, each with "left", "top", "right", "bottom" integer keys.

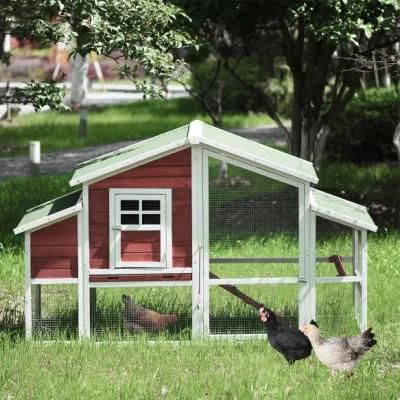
[
  {"left": 190, "top": 56, "right": 292, "bottom": 118},
  {"left": 325, "top": 88, "right": 399, "bottom": 163},
  {"left": 16, "top": 82, "right": 70, "bottom": 112},
  {"left": 291, "top": 0, "right": 400, "bottom": 45},
  {"left": 1, "top": 0, "right": 195, "bottom": 108}
]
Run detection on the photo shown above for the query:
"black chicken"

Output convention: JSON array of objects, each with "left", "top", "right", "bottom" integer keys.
[{"left": 259, "top": 307, "right": 317, "bottom": 364}]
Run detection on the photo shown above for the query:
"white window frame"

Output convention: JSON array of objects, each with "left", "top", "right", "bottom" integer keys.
[{"left": 109, "top": 188, "right": 172, "bottom": 269}]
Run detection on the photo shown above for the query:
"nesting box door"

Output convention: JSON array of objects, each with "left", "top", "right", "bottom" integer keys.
[{"left": 109, "top": 189, "right": 172, "bottom": 269}]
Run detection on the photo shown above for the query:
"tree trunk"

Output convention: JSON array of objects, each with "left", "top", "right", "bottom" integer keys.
[{"left": 70, "top": 54, "right": 89, "bottom": 138}]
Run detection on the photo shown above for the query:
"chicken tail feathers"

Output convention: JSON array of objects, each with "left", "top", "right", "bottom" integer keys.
[{"left": 362, "top": 328, "right": 377, "bottom": 348}]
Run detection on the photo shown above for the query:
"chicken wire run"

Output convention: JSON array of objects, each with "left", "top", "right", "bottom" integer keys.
[
  {"left": 31, "top": 284, "right": 78, "bottom": 339},
  {"left": 89, "top": 286, "right": 192, "bottom": 340}
]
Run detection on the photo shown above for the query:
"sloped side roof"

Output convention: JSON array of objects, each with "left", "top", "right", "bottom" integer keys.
[
  {"left": 69, "top": 120, "right": 318, "bottom": 186},
  {"left": 14, "top": 190, "right": 82, "bottom": 234},
  {"left": 310, "top": 188, "right": 377, "bottom": 232}
]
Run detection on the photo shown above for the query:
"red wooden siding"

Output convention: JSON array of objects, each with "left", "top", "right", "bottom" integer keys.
[
  {"left": 89, "top": 149, "right": 192, "bottom": 269},
  {"left": 121, "top": 231, "right": 160, "bottom": 262},
  {"left": 30, "top": 217, "right": 78, "bottom": 278}
]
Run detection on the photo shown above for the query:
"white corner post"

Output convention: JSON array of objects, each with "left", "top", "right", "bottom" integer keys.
[
  {"left": 298, "top": 184, "right": 316, "bottom": 325},
  {"left": 24, "top": 232, "right": 32, "bottom": 339},
  {"left": 360, "top": 230, "right": 368, "bottom": 331},
  {"left": 78, "top": 185, "right": 91, "bottom": 338},
  {"left": 202, "top": 149, "right": 210, "bottom": 336},
  {"left": 191, "top": 145, "right": 205, "bottom": 337},
  {"left": 352, "top": 229, "right": 361, "bottom": 328}
]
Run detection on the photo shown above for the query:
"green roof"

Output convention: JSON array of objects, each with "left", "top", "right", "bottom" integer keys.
[
  {"left": 70, "top": 125, "right": 190, "bottom": 185},
  {"left": 310, "top": 188, "right": 377, "bottom": 232},
  {"left": 69, "top": 120, "right": 318, "bottom": 186},
  {"left": 201, "top": 123, "right": 317, "bottom": 183},
  {"left": 14, "top": 190, "right": 82, "bottom": 234}
]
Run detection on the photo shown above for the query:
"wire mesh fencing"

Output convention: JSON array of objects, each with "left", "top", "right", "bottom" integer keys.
[
  {"left": 315, "top": 216, "right": 358, "bottom": 336},
  {"left": 208, "top": 157, "right": 300, "bottom": 335},
  {"left": 209, "top": 157, "right": 299, "bottom": 276},
  {"left": 31, "top": 284, "right": 78, "bottom": 339},
  {"left": 90, "top": 286, "right": 192, "bottom": 340},
  {"left": 209, "top": 283, "right": 298, "bottom": 335}
]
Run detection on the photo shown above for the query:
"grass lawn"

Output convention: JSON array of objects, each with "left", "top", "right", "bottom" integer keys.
[
  {"left": 0, "top": 98, "right": 272, "bottom": 157},
  {"left": 0, "top": 120, "right": 399, "bottom": 398},
  {"left": 0, "top": 233, "right": 399, "bottom": 399}
]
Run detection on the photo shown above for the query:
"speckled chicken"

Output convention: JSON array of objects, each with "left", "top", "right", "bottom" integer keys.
[
  {"left": 300, "top": 323, "right": 377, "bottom": 375},
  {"left": 122, "top": 294, "right": 177, "bottom": 333}
]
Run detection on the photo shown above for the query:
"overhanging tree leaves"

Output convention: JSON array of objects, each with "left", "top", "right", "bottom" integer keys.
[
  {"left": 178, "top": 0, "right": 400, "bottom": 167},
  {"left": 0, "top": 0, "right": 194, "bottom": 109}
]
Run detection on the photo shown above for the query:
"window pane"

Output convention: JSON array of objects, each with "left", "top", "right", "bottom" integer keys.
[
  {"left": 142, "top": 200, "right": 160, "bottom": 211},
  {"left": 121, "top": 214, "right": 139, "bottom": 224},
  {"left": 142, "top": 214, "right": 160, "bottom": 225},
  {"left": 121, "top": 200, "right": 139, "bottom": 211}
]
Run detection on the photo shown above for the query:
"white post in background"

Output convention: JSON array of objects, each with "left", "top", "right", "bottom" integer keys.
[{"left": 29, "top": 141, "right": 41, "bottom": 176}]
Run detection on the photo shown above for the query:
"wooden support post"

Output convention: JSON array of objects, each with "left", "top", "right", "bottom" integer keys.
[
  {"left": 78, "top": 187, "right": 91, "bottom": 338},
  {"left": 360, "top": 230, "right": 368, "bottom": 331},
  {"left": 298, "top": 185, "right": 315, "bottom": 324},
  {"left": 24, "top": 232, "right": 32, "bottom": 339},
  {"left": 352, "top": 230, "right": 361, "bottom": 328},
  {"left": 191, "top": 145, "right": 204, "bottom": 337}
]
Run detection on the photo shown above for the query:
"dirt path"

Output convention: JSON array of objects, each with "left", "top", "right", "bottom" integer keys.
[{"left": 0, "top": 125, "right": 287, "bottom": 180}]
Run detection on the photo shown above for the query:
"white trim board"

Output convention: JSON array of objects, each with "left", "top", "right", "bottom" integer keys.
[
  {"left": 89, "top": 268, "right": 192, "bottom": 275},
  {"left": 109, "top": 188, "right": 172, "bottom": 269},
  {"left": 89, "top": 281, "right": 192, "bottom": 288},
  {"left": 209, "top": 277, "right": 299, "bottom": 285},
  {"left": 31, "top": 278, "right": 79, "bottom": 285}
]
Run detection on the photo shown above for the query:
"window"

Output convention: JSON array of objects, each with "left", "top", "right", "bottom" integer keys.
[{"left": 109, "top": 189, "right": 172, "bottom": 269}]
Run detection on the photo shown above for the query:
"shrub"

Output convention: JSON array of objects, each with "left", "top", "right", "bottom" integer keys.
[{"left": 325, "top": 88, "right": 399, "bottom": 163}]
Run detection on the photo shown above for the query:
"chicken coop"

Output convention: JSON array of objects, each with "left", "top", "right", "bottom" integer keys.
[{"left": 14, "top": 120, "right": 377, "bottom": 340}]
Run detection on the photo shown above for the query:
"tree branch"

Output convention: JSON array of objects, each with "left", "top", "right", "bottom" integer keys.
[{"left": 224, "top": 60, "right": 290, "bottom": 143}]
